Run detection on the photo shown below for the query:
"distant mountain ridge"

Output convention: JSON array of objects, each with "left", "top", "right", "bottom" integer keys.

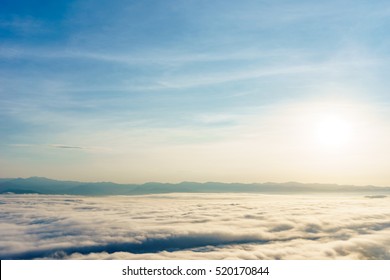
[{"left": 0, "top": 177, "right": 389, "bottom": 196}]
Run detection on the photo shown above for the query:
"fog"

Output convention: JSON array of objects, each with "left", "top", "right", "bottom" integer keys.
[{"left": 0, "top": 193, "right": 389, "bottom": 259}]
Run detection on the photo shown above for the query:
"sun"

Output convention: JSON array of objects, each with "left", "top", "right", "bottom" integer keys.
[{"left": 315, "top": 114, "right": 353, "bottom": 149}]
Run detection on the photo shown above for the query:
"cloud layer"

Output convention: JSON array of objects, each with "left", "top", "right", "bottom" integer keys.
[{"left": 0, "top": 193, "right": 389, "bottom": 259}]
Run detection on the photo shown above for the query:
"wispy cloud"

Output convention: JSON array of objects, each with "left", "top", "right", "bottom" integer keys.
[
  {"left": 0, "top": 17, "right": 46, "bottom": 35},
  {"left": 0, "top": 45, "right": 278, "bottom": 62},
  {"left": 49, "top": 144, "right": 84, "bottom": 150},
  {"left": 0, "top": 44, "right": 378, "bottom": 89},
  {"left": 9, "top": 143, "right": 85, "bottom": 151}
]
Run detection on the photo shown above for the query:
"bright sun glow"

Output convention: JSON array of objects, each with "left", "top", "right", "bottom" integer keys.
[{"left": 315, "top": 114, "right": 353, "bottom": 149}]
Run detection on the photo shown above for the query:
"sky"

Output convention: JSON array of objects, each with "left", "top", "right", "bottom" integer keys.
[{"left": 1, "top": 0, "right": 390, "bottom": 185}]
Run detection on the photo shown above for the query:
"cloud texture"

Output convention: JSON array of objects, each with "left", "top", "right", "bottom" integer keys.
[{"left": 0, "top": 193, "right": 389, "bottom": 259}]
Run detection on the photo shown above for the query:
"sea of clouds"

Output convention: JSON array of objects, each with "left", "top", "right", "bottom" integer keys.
[{"left": 0, "top": 193, "right": 389, "bottom": 259}]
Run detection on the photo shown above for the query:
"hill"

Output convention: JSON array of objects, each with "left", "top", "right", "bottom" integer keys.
[{"left": 0, "top": 177, "right": 389, "bottom": 196}]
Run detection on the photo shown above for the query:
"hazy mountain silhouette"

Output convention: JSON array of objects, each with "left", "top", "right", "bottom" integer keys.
[{"left": 0, "top": 177, "right": 389, "bottom": 196}]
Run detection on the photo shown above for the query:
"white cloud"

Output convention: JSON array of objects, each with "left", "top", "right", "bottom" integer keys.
[{"left": 0, "top": 193, "right": 389, "bottom": 259}]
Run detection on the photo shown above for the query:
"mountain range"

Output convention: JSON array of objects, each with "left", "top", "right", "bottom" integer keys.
[{"left": 0, "top": 177, "right": 389, "bottom": 196}]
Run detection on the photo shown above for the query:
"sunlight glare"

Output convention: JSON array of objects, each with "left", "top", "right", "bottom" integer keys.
[{"left": 315, "top": 114, "right": 353, "bottom": 149}]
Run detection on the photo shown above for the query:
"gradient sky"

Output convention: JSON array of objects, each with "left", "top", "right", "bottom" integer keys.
[{"left": 1, "top": 0, "right": 390, "bottom": 185}]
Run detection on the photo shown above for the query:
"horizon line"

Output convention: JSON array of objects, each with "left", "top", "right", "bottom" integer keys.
[{"left": 0, "top": 176, "right": 388, "bottom": 188}]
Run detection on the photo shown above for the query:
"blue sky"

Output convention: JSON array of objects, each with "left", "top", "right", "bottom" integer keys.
[{"left": 1, "top": 0, "right": 390, "bottom": 184}]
